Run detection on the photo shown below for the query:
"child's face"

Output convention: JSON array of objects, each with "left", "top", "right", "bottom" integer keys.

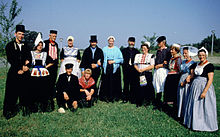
[{"left": 66, "top": 68, "right": 73, "bottom": 75}]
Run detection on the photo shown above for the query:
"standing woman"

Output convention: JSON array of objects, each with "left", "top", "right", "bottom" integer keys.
[
  {"left": 28, "top": 33, "right": 53, "bottom": 112},
  {"left": 177, "top": 46, "right": 195, "bottom": 118},
  {"left": 163, "top": 44, "right": 182, "bottom": 110},
  {"left": 100, "top": 36, "right": 123, "bottom": 102},
  {"left": 59, "top": 36, "right": 81, "bottom": 77},
  {"left": 134, "top": 42, "right": 155, "bottom": 107},
  {"left": 184, "top": 47, "right": 218, "bottom": 131}
]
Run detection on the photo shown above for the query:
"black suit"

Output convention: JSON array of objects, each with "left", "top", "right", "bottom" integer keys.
[
  {"left": 3, "top": 40, "right": 31, "bottom": 118},
  {"left": 80, "top": 45, "right": 104, "bottom": 98},
  {"left": 121, "top": 47, "right": 140, "bottom": 102},
  {"left": 56, "top": 73, "right": 80, "bottom": 108},
  {"left": 43, "top": 39, "right": 59, "bottom": 110}
]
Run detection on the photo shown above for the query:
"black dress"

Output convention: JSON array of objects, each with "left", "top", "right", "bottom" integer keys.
[{"left": 3, "top": 41, "right": 31, "bottom": 119}]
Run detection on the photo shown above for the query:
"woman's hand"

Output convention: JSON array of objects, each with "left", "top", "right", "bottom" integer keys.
[
  {"left": 200, "top": 92, "right": 206, "bottom": 99},
  {"left": 108, "top": 60, "right": 115, "bottom": 64},
  {"left": 186, "top": 75, "right": 191, "bottom": 83}
]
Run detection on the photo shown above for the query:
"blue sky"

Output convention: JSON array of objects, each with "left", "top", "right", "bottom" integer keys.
[{"left": 4, "top": 0, "right": 220, "bottom": 49}]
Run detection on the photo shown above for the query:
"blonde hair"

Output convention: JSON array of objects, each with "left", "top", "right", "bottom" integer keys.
[{"left": 84, "top": 68, "right": 92, "bottom": 75}]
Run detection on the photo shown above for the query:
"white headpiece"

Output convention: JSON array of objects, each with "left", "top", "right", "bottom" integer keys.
[
  {"left": 181, "top": 46, "right": 198, "bottom": 57},
  {"left": 67, "top": 36, "right": 74, "bottom": 41},
  {"left": 172, "top": 43, "right": 181, "bottom": 49},
  {"left": 144, "top": 41, "right": 151, "bottom": 47},
  {"left": 107, "top": 36, "right": 115, "bottom": 41},
  {"left": 199, "top": 46, "right": 208, "bottom": 57},
  {"left": 34, "top": 33, "right": 45, "bottom": 48}
]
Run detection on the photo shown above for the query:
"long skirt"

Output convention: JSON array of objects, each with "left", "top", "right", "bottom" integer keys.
[
  {"left": 59, "top": 57, "right": 81, "bottom": 78},
  {"left": 30, "top": 76, "right": 50, "bottom": 112},
  {"left": 153, "top": 68, "right": 168, "bottom": 93},
  {"left": 99, "top": 64, "right": 122, "bottom": 102},
  {"left": 136, "top": 72, "right": 155, "bottom": 106},
  {"left": 164, "top": 73, "right": 181, "bottom": 104},
  {"left": 177, "top": 73, "right": 190, "bottom": 118},
  {"left": 183, "top": 76, "right": 218, "bottom": 131}
]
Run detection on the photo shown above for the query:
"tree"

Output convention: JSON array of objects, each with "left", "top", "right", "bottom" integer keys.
[
  {"left": 141, "top": 33, "right": 158, "bottom": 50},
  {"left": 24, "top": 30, "right": 39, "bottom": 50},
  {"left": 0, "top": 0, "right": 22, "bottom": 71}
]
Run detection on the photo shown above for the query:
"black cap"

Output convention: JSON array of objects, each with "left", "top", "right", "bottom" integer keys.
[
  {"left": 65, "top": 63, "right": 73, "bottom": 69},
  {"left": 90, "top": 35, "right": 97, "bottom": 42},
  {"left": 50, "top": 30, "right": 57, "bottom": 34},
  {"left": 16, "top": 25, "right": 25, "bottom": 33},
  {"left": 128, "top": 37, "right": 135, "bottom": 42},
  {"left": 156, "top": 36, "right": 166, "bottom": 43}
]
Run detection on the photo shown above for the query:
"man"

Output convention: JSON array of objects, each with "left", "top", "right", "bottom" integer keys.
[
  {"left": 43, "top": 30, "right": 59, "bottom": 111},
  {"left": 3, "top": 25, "right": 31, "bottom": 119},
  {"left": 121, "top": 37, "right": 140, "bottom": 103},
  {"left": 153, "top": 36, "right": 171, "bottom": 110},
  {"left": 80, "top": 35, "right": 104, "bottom": 100},
  {"left": 56, "top": 63, "right": 80, "bottom": 113}
]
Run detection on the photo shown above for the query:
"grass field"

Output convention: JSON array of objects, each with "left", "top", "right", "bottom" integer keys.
[{"left": 0, "top": 67, "right": 219, "bottom": 137}]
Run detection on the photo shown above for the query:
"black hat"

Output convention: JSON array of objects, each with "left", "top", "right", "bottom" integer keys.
[
  {"left": 90, "top": 35, "right": 97, "bottom": 42},
  {"left": 50, "top": 30, "right": 57, "bottom": 34},
  {"left": 16, "top": 25, "right": 25, "bottom": 33},
  {"left": 156, "top": 36, "right": 166, "bottom": 43},
  {"left": 128, "top": 37, "right": 135, "bottom": 42},
  {"left": 65, "top": 63, "right": 73, "bottom": 69}
]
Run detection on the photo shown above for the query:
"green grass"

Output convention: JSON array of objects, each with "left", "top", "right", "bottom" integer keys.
[{"left": 0, "top": 67, "right": 219, "bottom": 136}]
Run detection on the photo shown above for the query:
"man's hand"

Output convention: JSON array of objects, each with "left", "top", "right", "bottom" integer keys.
[
  {"left": 63, "top": 92, "right": 69, "bottom": 101},
  {"left": 18, "top": 70, "right": 24, "bottom": 74},
  {"left": 91, "top": 63, "right": 97, "bottom": 69},
  {"left": 23, "top": 66, "right": 29, "bottom": 72}
]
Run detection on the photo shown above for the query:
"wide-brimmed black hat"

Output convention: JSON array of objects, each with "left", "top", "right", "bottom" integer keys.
[
  {"left": 128, "top": 37, "right": 135, "bottom": 42},
  {"left": 90, "top": 35, "right": 97, "bottom": 42},
  {"left": 156, "top": 36, "right": 166, "bottom": 43},
  {"left": 16, "top": 25, "right": 25, "bottom": 33},
  {"left": 50, "top": 30, "right": 57, "bottom": 34},
  {"left": 65, "top": 63, "right": 73, "bottom": 69}
]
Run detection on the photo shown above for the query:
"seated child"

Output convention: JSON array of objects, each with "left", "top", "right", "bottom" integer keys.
[
  {"left": 56, "top": 63, "right": 80, "bottom": 113},
  {"left": 79, "top": 69, "right": 95, "bottom": 107}
]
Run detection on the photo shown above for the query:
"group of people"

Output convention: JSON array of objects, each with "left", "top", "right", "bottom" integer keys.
[{"left": 3, "top": 25, "right": 218, "bottom": 132}]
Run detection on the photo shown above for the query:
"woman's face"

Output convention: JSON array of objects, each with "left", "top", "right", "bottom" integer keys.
[
  {"left": 183, "top": 49, "right": 189, "bottom": 59},
  {"left": 170, "top": 48, "right": 177, "bottom": 56},
  {"left": 68, "top": 40, "right": 73, "bottom": 47},
  {"left": 198, "top": 51, "right": 207, "bottom": 62},
  {"left": 141, "top": 46, "right": 149, "bottom": 54},
  {"left": 37, "top": 42, "right": 43, "bottom": 51},
  {"left": 108, "top": 39, "right": 114, "bottom": 47},
  {"left": 84, "top": 73, "right": 91, "bottom": 80}
]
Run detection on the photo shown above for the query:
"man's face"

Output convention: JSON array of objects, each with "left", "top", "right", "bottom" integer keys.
[
  {"left": 66, "top": 68, "right": 73, "bottom": 75},
  {"left": 90, "top": 42, "right": 97, "bottom": 47},
  {"left": 15, "top": 31, "right": 24, "bottom": 42},
  {"left": 128, "top": 41, "right": 135, "bottom": 46},
  {"left": 49, "top": 33, "right": 57, "bottom": 41}
]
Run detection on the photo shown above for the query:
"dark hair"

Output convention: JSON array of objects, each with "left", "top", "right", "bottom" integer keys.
[
  {"left": 183, "top": 47, "right": 189, "bottom": 51},
  {"left": 198, "top": 49, "right": 206, "bottom": 54},
  {"left": 33, "top": 41, "right": 43, "bottom": 50},
  {"left": 141, "top": 44, "right": 150, "bottom": 51}
]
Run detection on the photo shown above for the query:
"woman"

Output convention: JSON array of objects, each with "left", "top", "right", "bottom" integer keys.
[
  {"left": 163, "top": 44, "right": 182, "bottom": 110},
  {"left": 134, "top": 42, "right": 155, "bottom": 107},
  {"left": 59, "top": 36, "right": 81, "bottom": 77},
  {"left": 184, "top": 47, "right": 218, "bottom": 131},
  {"left": 177, "top": 47, "right": 195, "bottom": 118},
  {"left": 100, "top": 36, "right": 123, "bottom": 102},
  {"left": 79, "top": 69, "right": 95, "bottom": 108},
  {"left": 28, "top": 33, "right": 53, "bottom": 112}
]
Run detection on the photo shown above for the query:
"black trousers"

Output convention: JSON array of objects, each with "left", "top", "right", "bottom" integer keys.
[
  {"left": 56, "top": 92, "right": 76, "bottom": 109},
  {"left": 123, "top": 67, "right": 139, "bottom": 102}
]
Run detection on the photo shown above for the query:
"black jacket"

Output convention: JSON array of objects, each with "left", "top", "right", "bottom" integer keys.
[{"left": 56, "top": 73, "right": 80, "bottom": 101}]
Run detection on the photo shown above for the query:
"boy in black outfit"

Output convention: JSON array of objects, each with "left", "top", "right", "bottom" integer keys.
[{"left": 56, "top": 63, "right": 80, "bottom": 113}]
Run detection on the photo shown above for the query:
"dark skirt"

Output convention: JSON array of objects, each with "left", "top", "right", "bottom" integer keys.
[
  {"left": 164, "top": 73, "right": 181, "bottom": 104},
  {"left": 136, "top": 72, "right": 155, "bottom": 106},
  {"left": 99, "top": 64, "right": 122, "bottom": 102}
]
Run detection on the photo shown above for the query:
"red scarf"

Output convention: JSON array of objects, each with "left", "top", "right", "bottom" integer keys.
[{"left": 79, "top": 76, "right": 95, "bottom": 89}]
